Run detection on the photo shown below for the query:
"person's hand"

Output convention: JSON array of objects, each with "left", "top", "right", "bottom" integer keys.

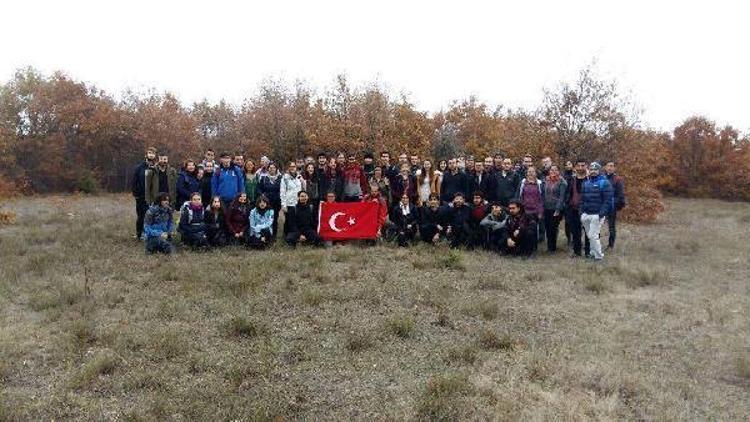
[
  {"left": 513, "top": 229, "right": 519, "bottom": 237},
  {"left": 432, "top": 233, "right": 439, "bottom": 243},
  {"left": 282, "top": 206, "right": 287, "bottom": 213},
  {"left": 437, "top": 225, "right": 443, "bottom": 231},
  {"left": 507, "top": 238, "right": 516, "bottom": 247},
  {"left": 407, "top": 224, "right": 412, "bottom": 229},
  {"left": 376, "top": 228, "right": 382, "bottom": 238},
  {"left": 446, "top": 226, "right": 452, "bottom": 234},
  {"left": 553, "top": 210, "right": 560, "bottom": 218},
  {"left": 235, "top": 233, "right": 241, "bottom": 238},
  {"left": 300, "top": 235, "right": 306, "bottom": 242},
  {"left": 160, "top": 232, "right": 168, "bottom": 240},
  {"left": 261, "top": 236, "right": 266, "bottom": 242}
]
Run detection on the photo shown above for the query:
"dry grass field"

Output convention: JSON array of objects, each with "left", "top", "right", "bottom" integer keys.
[{"left": 0, "top": 195, "right": 749, "bottom": 421}]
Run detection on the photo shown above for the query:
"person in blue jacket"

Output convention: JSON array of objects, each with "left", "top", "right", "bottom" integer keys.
[
  {"left": 580, "top": 162, "right": 614, "bottom": 261},
  {"left": 143, "top": 192, "right": 175, "bottom": 254},
  {"left": 211, "top": 152, "right": 245, "bottom": 207},
  {"left": 176, "top": 160, "right": 200, "bottom": 206}
]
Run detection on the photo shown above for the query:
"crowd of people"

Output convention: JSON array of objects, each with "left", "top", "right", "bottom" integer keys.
[{"left": 131, "top": 148, "right": 626, "bottom": 261}]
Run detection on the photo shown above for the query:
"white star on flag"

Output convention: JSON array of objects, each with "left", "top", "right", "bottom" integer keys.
[{"left": 348, "top": 217, "right": 356, "bottom": 226}]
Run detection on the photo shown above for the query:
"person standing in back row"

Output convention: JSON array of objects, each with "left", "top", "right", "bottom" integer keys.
[
  {"left": 146, "top": 153, "right": 177, "bottom": 208},
  {"left": 604, "top": 161, "right": 626, "bottom": 250},
  {"left": 212, "top": 152, "right": 245, "bottom": 208},
  {"left": 580, "top": 162, "right": 614, "bottom": 261},
  {"left": 131, "top": 146, "right": 157, "bottom": 240},
  {"left": 565, "top": 159, "right": 589, "bottom": 258}
]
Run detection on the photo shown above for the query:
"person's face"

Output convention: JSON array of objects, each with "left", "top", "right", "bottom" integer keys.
[
  {"left": 233, "top": 156, "right": 244, "bottom": 167},
  {"left": 245, "top": 161, "right": 256, "bottom": 173},
  {"left": 400, "top": 166, "right": 409, "bottom": 176},
  {"left": 370, "top": 185, "right": 380, "bottom": 196},
  {"left": 160, "top": 199, "right": 170, "bottom": 207},
  {"left": 399, "top": 154, "right": 408, "bottom": 164},
  {"left": 364, "top": 157, "right": 373, "bottom": 165},
  {"left": 288, "top": 163, "right": 297, "bottom": 174},
  {"left": 204, "top": 162, "right": 214, "bottom": 173},
  {"left": 549, "top": 166, "right": 560, "bottom": 177},
  {"left": 428, "top": 197, "right": 439, "bottom": 208},
  {"left": 305, "top": 157, "right": 314, "bottom": 165},
  {"left": 508, "top": 204, "right": 520, "bottom": 216},
  {"left": 502, "top": 159, "right": 513, "bottom": 172},
  {"left": 329, "top": 159, "right": 337, "bottom": 170},
  {"left": 453, "top": 196, "right": 465, "bottom": 206},
  {"left": 258, "top": 200, "right": 267, "bottom": 209},
  {"left": 211, "top": 198, "right": 221, "bottom": 209},
  {"left": 589, "top": 165, "right": 600, "bottom": 176},
  {"left": 448, "top": 159, "right": 457, "bottom": 170},
  {"left": 238, "top": 194, "right": 247, "bottom": 204},
  {"left": 380, "top": 153, "right": 390, "bottom": 164},
  {"left": 306, "top": 164, "right": 315, "bottom": 174},
  {"left": 542, "top": 157, "right": 552, "bottom": 168},
  {"left": 423, "top": 160, "right": 432, "bottom": 171},
  {"left": 298, "top": 192, "right": 308, "bottom": 204},
  {"left": 326, "top": 193, "right": 336, "bottom": 202},
  {"left": 491, "top": 205, "right": 502, "bottom": 216},
  {"left": 190, "top": 194, "right": 202, "bottom": 206},
  {"left": 410, "top": 156, "right": 419, "bottom": 165},
  {"left": 523, "top": 157, "right": 533, "bottom": 167},
  {"left": 467, "top": 159, "right": 475, "bottom": 168},
  {"left": 475, "top": 163, "right": 484, "bottom": 173},
  {"left": 158, "top": 156, "right": 168, "bottom": 166},
  {"left": 337, "top": 153, "right": 345, "bottom": 164},
  {"left": 575, "top": 162, "right": 587, "bottom": 174},
  {"left": 261, "top": 158, "right": 269, "bottom": 167},
  {"left": 318, "top": 155, "right": 327, "bottom": 166},
  {"left": 473, "top": 195, "right": 482, "bottom": 205},
  {"left": 220, "top": 157, "right": 231, "bottom": 167},
  {"left": 605, "top": 163, "right": 615, "bottom": 174},
  {"left": 565, "top": 161, "right": 574, "bottom": 171},
  {"left": 205, "top": 151, "right": 214, "bottom": 161},
  {"left": 401, "top": 195, "right": 410, "bottom": 205},
  {"left": 196, "top": 169, "right": 204, "bottom": 179},
  {"left": 146, "top": 151, "right": 156, "bottom": 161},
  {"left": 526, "top": 167, "right": 537, "bottom": 179},
  {"left": 439, "top": 161, "right": 447, "bottom": 171},
  {"left": 494, "top": 157, "right": 503, "bottom": 167},
  {"left": 484, "top": 158, "right": 493, "bottom": 167},
  {"left": 374, "top": 167, "right": 382, "bottom": 178},
  {"left": 186, "top": 162, "right": 196, "bottom": 172},
  {"left": 347, "top": 156, "right": 356, "bottom": 165},
  {"left": 269, "top": 164, "right": 278, "bottom": 175}
]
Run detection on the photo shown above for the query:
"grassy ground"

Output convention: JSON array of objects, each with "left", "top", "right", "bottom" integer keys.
[{"left": 0, "top": 195, "right": 748, "bottom": 421}]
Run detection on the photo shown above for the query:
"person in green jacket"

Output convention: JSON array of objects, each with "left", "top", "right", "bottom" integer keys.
[
  {"left": 244, "top": 160, "right": 259, "bottom": 205},
  {"left": 145, "top": 154, "right": 177, "bottom": 207}
]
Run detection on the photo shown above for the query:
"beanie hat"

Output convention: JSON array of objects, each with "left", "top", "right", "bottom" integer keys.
[{"left": 589, "top": 162, "right": 602, "bottom": 171}]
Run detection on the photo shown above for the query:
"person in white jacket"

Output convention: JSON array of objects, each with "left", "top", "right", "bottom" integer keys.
[{"left": 280, "top": 161, "right": 306, "bottom": 213}]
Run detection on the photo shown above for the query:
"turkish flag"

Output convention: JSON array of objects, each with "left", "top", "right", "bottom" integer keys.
[{"left": 318, "top": 201, "right": 380, "bottom": 240}]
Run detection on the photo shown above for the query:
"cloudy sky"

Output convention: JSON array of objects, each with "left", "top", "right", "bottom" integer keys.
[{"left": 2, "top": 0, "right": 748, "bottom": 132}]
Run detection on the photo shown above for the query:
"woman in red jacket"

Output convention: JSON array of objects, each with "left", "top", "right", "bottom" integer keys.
[{"left": 225, "top": 192, "right": 250, "bottom": 244}]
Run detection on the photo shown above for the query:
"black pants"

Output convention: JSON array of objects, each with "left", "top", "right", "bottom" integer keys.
[
  {"left": 607, "top": 211, "right": 617, "bottom": 248},
  {"left": 396, "top": 225, "right": 416, "bottom": 247},
  {"left": 544, "top": 209, "right": 562, "bottom": 252},
  {"left": 565, "top": 208, "right": 589, "bottom": 256},
  {"left": 485, "top": 228, "right": 508, "bottom": 252},
  {"left": 272, "top": 204, "right": 281, "bottom": 237},
  {"left": 420, "top": 225, "right": 442, "bottom": 244},
  {"left": 449, "top": 223, "right": 470, "bottom": 249},
  {"left": 206, "top": 227, "right": 227, "bottom": 247},
  {"left": 135, "top": 197, "right": 149, "bottom": 238},
  {"left": 146, "top": 236, "right": 174, "bottom": 254},
  {"left": 181, "top": 230, "right": 209, "bottom": 249},
  {"left": 499, "top": 230, "right": 535, "bottom": 256},
  {"left": 285, "top": 229, "right": 322, "bottom": 247},
  {"left": 249, "top": 228, "right": 274, "bottom": 249}
]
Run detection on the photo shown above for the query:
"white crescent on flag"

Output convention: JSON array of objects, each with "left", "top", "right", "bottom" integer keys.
[{"left": 328, "top": 212, "right": 346, "bottom": 232}]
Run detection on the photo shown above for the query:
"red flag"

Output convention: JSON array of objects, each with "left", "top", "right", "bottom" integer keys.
[{"left": 318, "top": 201, "right": 379, "bottom": 240}]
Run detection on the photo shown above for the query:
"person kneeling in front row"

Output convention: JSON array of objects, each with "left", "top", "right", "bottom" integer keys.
[
  {"left": 501, "top": 199, "right": 536, "bottom": 257},
  {"left": 479, "top": 201, "right": 508, "bottom": 252},
  {"left": 248, "top": 195, "right": 275, "bottom": 249},
  {"left": 284, "top": 191, "right": 322, "bottom": 247}
]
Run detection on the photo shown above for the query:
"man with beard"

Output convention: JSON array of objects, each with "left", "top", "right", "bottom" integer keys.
[{"left": 131, "top": 147, "right": 157, "bottom": 240}]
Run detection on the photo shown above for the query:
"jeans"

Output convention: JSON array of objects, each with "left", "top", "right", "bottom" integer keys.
[
  {"left": 565, "top": 208, "right": 589, "bottom": 256},
  {"left": 543, "top": 209, "right": 562, "bottom": 252},
  {"left": 145, "top": 236, "right": 174, "bottom": 254},
  {"left": 581, "top": 213, "right": 605, "bottom": 260}
]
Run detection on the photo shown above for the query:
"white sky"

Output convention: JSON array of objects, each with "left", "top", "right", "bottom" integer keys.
[{"left": 2, "top": 0, "right": 748, "bottom": 132}]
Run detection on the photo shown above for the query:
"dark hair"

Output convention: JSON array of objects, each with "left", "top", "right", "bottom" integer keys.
[
  {"left": 364, "top": 152, "right": 374, "bottom": 160},
  {"left": 380, "top": 151, "right": 390, "bottom": 157},
  {"left": 575, "top": 158, "right": 588, "bottom": 165},
  {"left": 490, "top": 201, "right": 502, "bottom": 208},
  {"left": 156, "top": 192, "right": 170, "bottom": 203},
  {"left": 453, "top": 192, "right": 465, "bottom": 199},
  {"left": 318, "top": 152, "right": 327, "bottom": 159},
  {"left": 508, "top": 198, "right": 523, "bottom": 208},
  {"left": 428, "top": 193, "right": 439, "bottom": 201},
  {"left": 605, "top": 160, "right": 615, "bottom": 165},
  {"left": 297, "top": 190, "right": 308, "bottom": 197},
  {"left": 473, "top": 191, "right": 484, "bottom": 198},
  {"left": 206, "top": 148, "right": 214, "bottom": 153},
  {"left": 219, "top": 152, "right": 230, "bottom": 158},
  {"left": 256, "top": 194, "right": 269, "bottom": 207}
]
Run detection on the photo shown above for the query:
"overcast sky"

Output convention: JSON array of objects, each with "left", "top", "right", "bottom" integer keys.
[{"left": 2, "top": 0, "right": 748, "bottom": 132}]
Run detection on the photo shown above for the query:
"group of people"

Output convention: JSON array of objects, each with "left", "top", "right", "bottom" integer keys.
[{"left": 131, "top": 148, "right": 625, "bottom": 260}]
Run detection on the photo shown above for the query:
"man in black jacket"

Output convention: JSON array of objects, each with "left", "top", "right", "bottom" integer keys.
[
  {"left": 419, "top": 194, "right": 446, "bottom": 244},
  {"left": 446, "top": 192, "right": 472, "bottom": 248},
  {"left": 284, "top": 191, "right": 322, "bottom": 247},
  {"left": 487, "top": 158, "right": 520, "bottom": 207},
  {"left": 130, "top": 147, "right": 157, "bottom": 240},
  {"left": 440, "top": 159, "right": 468, "bottom": 204},
  {"left": 604, "top": 161, "right": 626, "bottom": 249}
]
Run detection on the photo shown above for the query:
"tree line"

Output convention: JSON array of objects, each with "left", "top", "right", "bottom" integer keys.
[{"left": 0, "top": 66, "right": 748, "bottom": 223}]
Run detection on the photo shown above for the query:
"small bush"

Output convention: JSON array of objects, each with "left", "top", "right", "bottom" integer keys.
[
  {"left": 0, "top": 209, "right": 16, "bottom": 225},
  {"left": 386, "top": 315, "right": 415, "bottom": 338},
  {"left": 478, "top": 329, "right": 514, "bottom": 351},
  {"left": 300, "top": 287, "right": 325, "bottom": 306},
  {"left": 436, "top": 250, "right": 465, "bottom": 270},
  {"left": 445, "top": 345, "right": 478, "bottom": 365},
  {"left": 416, "top": 374, "right": 474, "bottom": 421},
  {"left": 462, "top": 300, "right": 498, "bottom": 321},
  {"left": 70, "top": 351, "right": 118, "bottom": 389},
  {"left": 223, "top": 316, "right": 263, "bottom": 339}
]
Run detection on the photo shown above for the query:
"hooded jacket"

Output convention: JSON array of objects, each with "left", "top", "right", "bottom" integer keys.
[
  {"left": 258, "top": 173, "right": 282, "bottom": 207},
  {"left": 176, "top": 170, "right": 200, "bottom": 206},
  {"left": 225, "top": 196, "right": 251, "bottom": 235},
  {"left": 178, "top": 201, "right": 206, "bottom": 237},
  {"left": 143, "top": 203, "right": 173, "bottom": 238},
  {"left": 581, "top": 174, "right": 614, "bottom": 217},
  {"left": 280, "top": 172, "right": 306, "bottom": 207},
  {"left": 211, "top": 164, "right": 245, "bottom": 203},
  {"left": 440, "top": 170, "right": 468, "bottom": 203},
  {"left": 249, "top": 207, "right": 274, "bottom": 237},
  {"left": 606, "top": 173, "right": 626, "bottom": 211}
]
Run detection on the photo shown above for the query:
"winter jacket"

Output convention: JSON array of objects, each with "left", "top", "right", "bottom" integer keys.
[
  {"left": 258, "top": 174, "right": 282, "bottom": 208},
  {"left": 284, "top": 202, "right": 317, "bottom": 233},
  {"left": 143, "top": 204, "right": 173, "bottom": 239},
  {"left": 178, "top": 202, "right": 206, "bottom": 237},
  {"left": 303, "top": 173, "right": 320, "bottom": 201},
  {"left": 446, "top": 204, "right": 472, "bottom": 229},
  {"left": 470, "top": 203, "right": 489, "bottom": 228},
  {"left": 420, "top": 205, "right": 447, "bottom": 231},
  {"left": 581, "top": 174, "right": 614, "bottom": 217},
  {"left": 176, "top": 170, "right": 200, "bottom": 206},
  {"left": 440, "top": 170, "right": 468, "bottom": 203},
  {"left": 341, "top": 164, "right": 369, "bottom": 199},
  {"left": 543, "top": 178, "right": 568, "bottom": 212},
  {"left": 321, "top": 169, "right": 343, "bottom": 200},
  {"left": 225, "top": 200, "right": 250, "bottom": 235},
  {"left": 249, "top": 208, "right": 274, "bottom": 237},
  {"left": 517, "top": 179, "right": 544, "bottom": 217},
  {"left": 390, "top": 203, "right": 419, "bottom": 230},
  {"left": 245, "top": 173, "right": 259, "bottom": 203},
  {"left": 606, "top": 173, "right": 627, "bottom": 211},
  {"left": 280, "top": 172, "right": 306, "bottom": 207},
  {"left": 130, "top": 161, "right": 153, "bottom": 200},
  {"left": 480, "top": 212, "right": 507, "bottom": 232},
  {"left": 145, "top": 166, "right": 177, "bottom": 205},
  {"left": 487, "top": 171, "right": 520, "bottom": 206},
  {"left": 211, "top": 164, "right": 245, "bottom": 203},
  {"left": 392, "top": 174, "right": 417, "bottom": 203},
  {"left": 506, "top": 212, "right": 533, "bottom": 242},
  {"left": 467, "top": 172, "right": 490, "bottom": 198}
]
